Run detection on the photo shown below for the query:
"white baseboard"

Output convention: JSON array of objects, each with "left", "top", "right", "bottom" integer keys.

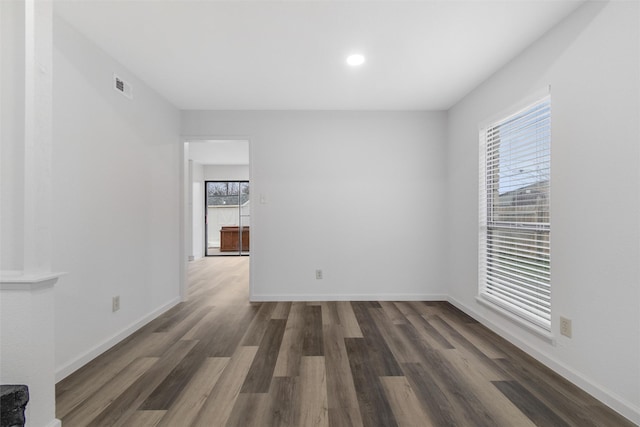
[
  {"left": 55, "top": 297, "right": 181, "bottom": 382},
  {"left": 46, "top": 419, "right": 62, "bottom": 427},
  {"left": 250, "top": 293, "right": 449, "bottom": 302},
  {"left": 447, "top": 296, "right": 640, "bottom": 426}
]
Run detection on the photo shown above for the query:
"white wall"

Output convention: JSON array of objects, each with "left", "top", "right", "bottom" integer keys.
[
  {"left": 204, "top": 164, "right": 249, "bottom": 181},
  {"left": 52, "top": 16, "right": 182, "bottom": 380},
  {"left": 445, "top": 1, "right": 639, "bottom": 423},
  {"left": 182, "top": 111, "right": 448, "bottom": 300},
  {"left": 0, "top": 0, "right": 25, "bottom": 272}
]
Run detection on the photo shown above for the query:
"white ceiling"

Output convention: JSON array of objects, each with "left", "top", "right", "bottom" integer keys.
[
  {"left": 54, "top": 0, "right": 583, "bottom": 111},
  {"left": 188, "top": 140, "right": 249, "bottom": 165}
]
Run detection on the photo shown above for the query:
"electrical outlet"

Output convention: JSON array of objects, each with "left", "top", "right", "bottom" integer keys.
[
  {"left": 315, "top": 269, "right": 323, "bottom": 280},
  {"left": 560, "top": 316, "right": 572, "bottom": 338},
  {"left": 112, "top": 296, "right": 120, "bottom": 312}
]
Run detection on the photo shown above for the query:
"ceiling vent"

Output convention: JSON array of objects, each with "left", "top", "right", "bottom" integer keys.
[{"left": 113, "top": 74, "right": 133, "bottom": 99}]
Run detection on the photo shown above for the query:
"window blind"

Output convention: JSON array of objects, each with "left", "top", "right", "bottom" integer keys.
[{"left": 479, "top": 96, "right": 551, "bottom": 331}]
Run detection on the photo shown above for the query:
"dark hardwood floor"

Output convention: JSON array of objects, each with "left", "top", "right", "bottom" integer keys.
[{"left": 56, "top": 257, "right": 636, "bottom": 426}]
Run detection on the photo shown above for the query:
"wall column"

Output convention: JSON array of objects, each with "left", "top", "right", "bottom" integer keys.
[{"left": 0, "top": 1, "right": 62, "bottom": 426}]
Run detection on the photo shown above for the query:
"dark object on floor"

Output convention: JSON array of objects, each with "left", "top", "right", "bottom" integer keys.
[{"left": 0, "top": 385, "right": 29, "bottom": 427}]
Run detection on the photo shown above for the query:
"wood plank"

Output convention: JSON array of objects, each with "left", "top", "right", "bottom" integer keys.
[
  {"left": 56, "top": 333, "right": 167, "bottom": 418},
  {"left": 407, "top": 344, "right": 499, "bottom": 427},
  {"left": 89, "top": 340, "right": 198, "bottom": 427},
  {"left": 205, "top": 306, "right": 260, "bottom": 357},
  {"left": 437, "top": 302, "right": 479, "bottom": 324},
  {"left": 299, "top": 356, "right": 329, "bottom": 427},
  {"left": 146, "top": 306, "right": 214, "bottom": 356},
  {"left": 140, "top": 340, "right": 210, "bottom": 410},
  {"left": 271, "top": 301, "right": 292, "bottom": 319},
  {"left": 181, "top": 309, "right": 220, "bottom": 340},
  {"left": 273, "top": 302, "right": 305, "bottom": 377},
  {"left": 225, "top": 393, "right": 271, "bottom": 427},
  {"left": 328, "top": 407, "right": 366, "bottom": 427},
  {"left": 401, "top": 362, "right": 459, "bottom": 427},
  {"left": 266, "top": 376, "right": 299, "bottom": 427},
  {"left": 241, "top": 302, "right": 278, "bottom": 346},
  {"left": 369, "top": 307, "right": 422, "bottom": 364},
  {"left": 192, "top": 345, "right": 258, "bottom": 427},
  {"left": 496, "top": 340, "right": 603, "bottom": 410},
  {"left": 379, "top": 302, "right": 407, "bottom": 325},
  {"left": 320, "top": 301, "right": 341, "bottom": 325},
  {"left": 241, "top": 319, "right": 287, "bottom": 393},
  {"left": 493, "top": 380, "right": 570, "bottom": 427},
  {"left": 302, "top": 305, "right": 324, "bottom": 356},
  {"left": 56, "top": 308, "right": 204, "bottom": 415},
  {"left": 380, "top": 376, "right": 435, "bottom": 427},
  {"left": 203, "top": 371, "right": 296, "bottom": 427},
  {"left": 495, "top": 358, "right": 603, "bottom": 427},
  {"left": 428, "top": 314, "right": 507, "bottom": 380},
  {"left": 406, "top": 301, "right": 432, "bottom": 316},
  {"left": 336, "top": 301, "right": 363, "bottom": 338},
  {"left": 121, "top": 410, "right": 166, "bottom": 427},
  {"left": 587, "top": 404, "right": 638, "bottom": 427},
  {"left": 405, "top": 313, "right": 454, "bottom": 350},
  {"left": 345, "top": 338, "right": 398, "bottom": 427},
  {"left": 350, "top": 302, "right": 403, "bottom": 376},
  {"left": 444, "top": 349, "right": 536, "bottom": 426},
  {"left": 60, "top": 357, "right": 158, "bottom": 426},
  {"left": 323, "top": 324, "right": 363, "bottom": 427},
  {"left": 152, "top": 301, "right": 203, "bottom": 333},
  {"left": 156, "top": 357, "right": 229, "bottom": 427},
  {"left": 435, "top": 311, "right": 506, "bottom": 359},
  {"left": 392, "top": 301, "right": 419, "bottom": 317}
]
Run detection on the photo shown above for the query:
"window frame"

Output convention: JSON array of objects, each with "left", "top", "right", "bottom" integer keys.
[{"left": 478, "top": 94, "right": 552, "bottom": 333}]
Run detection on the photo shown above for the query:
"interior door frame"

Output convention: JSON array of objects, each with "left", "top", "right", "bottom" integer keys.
[{"left": 180, "top": 136, "right": 254, "bottom": 303}]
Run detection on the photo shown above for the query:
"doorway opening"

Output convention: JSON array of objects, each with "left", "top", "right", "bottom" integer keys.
[
  {"left": 186, "top": 139, "right": 250, "bottom": 261},
  {"left": 205, "top": 180, "right": 250, "bottom": 256}
]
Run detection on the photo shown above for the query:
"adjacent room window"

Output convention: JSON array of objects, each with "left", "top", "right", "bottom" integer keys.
[{"left": 479, "top": 96, "right": 551, "bottom": 331}]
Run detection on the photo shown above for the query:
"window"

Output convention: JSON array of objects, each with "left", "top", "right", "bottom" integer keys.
[
  {"left": 479, "top": 96, "right": 551, "bottom": 331},
  {"left": 207, "top": 181, "right": 250, "bottom": 206}
]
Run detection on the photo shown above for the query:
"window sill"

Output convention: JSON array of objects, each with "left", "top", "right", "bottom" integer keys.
[{"left": 476, "top": 295, "right": 556, "bottom": 345}]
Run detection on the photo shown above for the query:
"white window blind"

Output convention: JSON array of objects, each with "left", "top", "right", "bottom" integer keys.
[{"left": 479, "top": 96, "right": 551, "bottom": 331}]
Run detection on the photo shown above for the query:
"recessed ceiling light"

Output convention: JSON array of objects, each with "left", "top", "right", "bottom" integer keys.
[{"left": 346, "top": 54, "right": 366, "bottom": 67}]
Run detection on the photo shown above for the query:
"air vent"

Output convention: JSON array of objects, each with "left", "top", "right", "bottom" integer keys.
[{"left": 113, "top": 74, "right": 133, "bottom": 99}]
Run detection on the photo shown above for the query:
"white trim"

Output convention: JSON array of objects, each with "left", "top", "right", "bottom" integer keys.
[
  {"left": 250, "top": 293, "right": 449, "bottom": 302},
  {"left": 448, "top": 296, "right": 640, "bottom": 425},
  {"left": 179, "top": 141, "right": 187, "bottom": 302},
  {"left": 45, "top": 419, "right": 62, "bottom": 427},
  {"left": 475, "top": 295, "right": 554, "bottom": 343},
  {"left": 55, "top": 297, "right": 181, "bottom": 382},
  {"left": 0, "top": 271, "right": 65, "bottom": 290}
]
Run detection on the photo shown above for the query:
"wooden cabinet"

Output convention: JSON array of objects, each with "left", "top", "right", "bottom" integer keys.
[{"left": 220, "top": 226, "right": 250, "bottom": 252}]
